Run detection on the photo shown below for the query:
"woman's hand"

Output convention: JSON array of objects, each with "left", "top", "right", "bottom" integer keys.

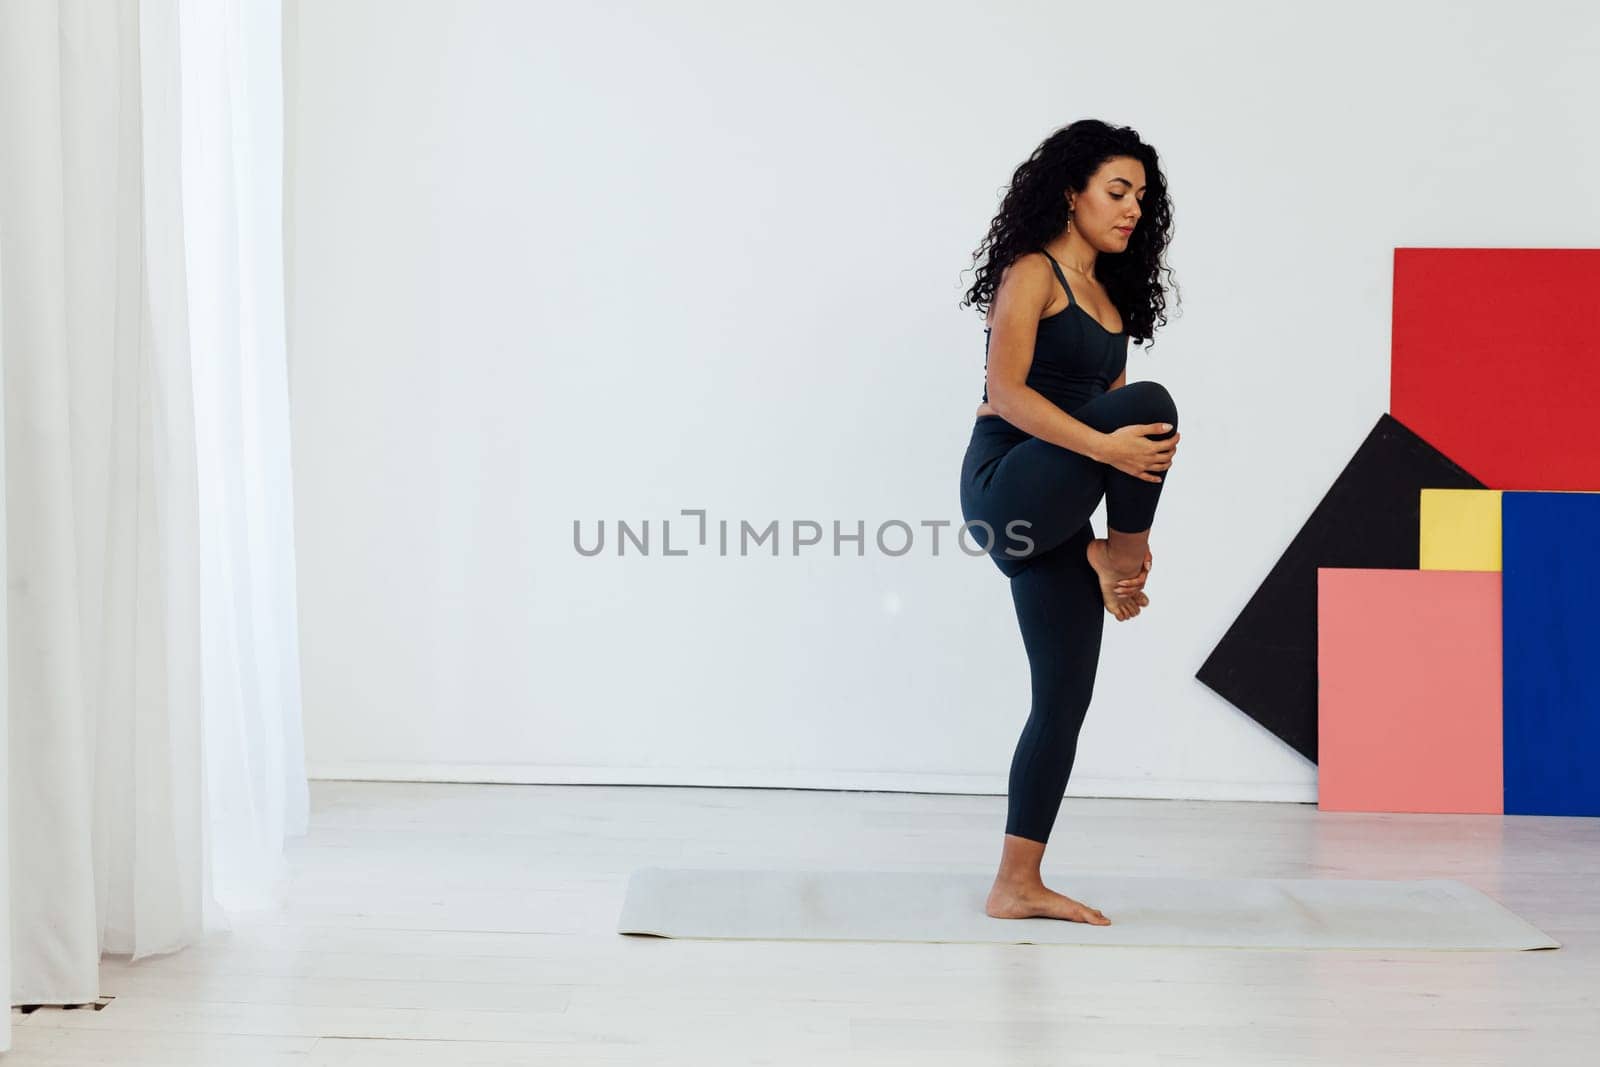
[
  {"left": 1116, "top": 550, "right": 1152, "bottom": 597},
  {"left": 1096, "top": 424, "right": 1179, "bottom": 482}
]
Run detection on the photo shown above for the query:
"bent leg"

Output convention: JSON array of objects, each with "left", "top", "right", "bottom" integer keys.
[
  {"left": 1002, "top": 531, "right": 1106, "bottom": 843},
  {"left": 1069, "top": 380, "right": 1179, "bottom": 535},
  {"left": 964, "top": 381, "right": 1180, "bottom": 573}
]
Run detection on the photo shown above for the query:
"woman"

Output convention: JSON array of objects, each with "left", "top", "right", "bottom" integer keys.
[{"left": 958, "top": 119, "right": 1181, "bottom": 926}]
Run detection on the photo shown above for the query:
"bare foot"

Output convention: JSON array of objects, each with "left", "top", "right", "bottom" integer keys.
[
  {"left": 1085, "top": 538, "right": 1147, "bottom": 621},
  {"left": 986, "top": 880, "right": 1112, "bottom": 925}
]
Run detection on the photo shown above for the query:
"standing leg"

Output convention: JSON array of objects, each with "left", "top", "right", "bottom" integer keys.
[
  {"left": 1003, "top": 531, "right": 1104, "bottom": 843},
  {"left": 983, "top": 531, "right": 1113, "bottom": 925},
  {"left": 960, "top": 382, "right": 1178, "bottom": 923}
]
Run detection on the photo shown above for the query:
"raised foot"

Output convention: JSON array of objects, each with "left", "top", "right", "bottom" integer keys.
[
  {"left": 986, "top": 881, "right": 1112, "bottom": 925},
  {"left": 1085, "top": 537, "right": 1148, "bottom": 621}
]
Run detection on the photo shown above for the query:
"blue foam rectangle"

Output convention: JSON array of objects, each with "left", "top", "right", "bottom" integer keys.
[{"left": 1502, "top": 491, "right": 1600, "bottom": 816}]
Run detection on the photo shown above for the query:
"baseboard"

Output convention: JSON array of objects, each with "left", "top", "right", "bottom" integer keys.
[{"left": 307, "top": 762, "right": 1316, "bottom": 804}]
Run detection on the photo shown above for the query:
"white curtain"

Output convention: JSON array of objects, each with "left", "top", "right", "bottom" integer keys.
[{"left": 0, "top": 0, "right": 306, "bottom": 1031}]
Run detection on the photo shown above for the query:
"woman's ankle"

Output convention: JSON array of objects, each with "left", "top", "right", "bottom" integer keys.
[
  {"left": 1106, "top": 544, "right": 1147, "bottom": 573},
  {"left": 1106, "top": 528, "right": 1150, "bottom": 572}
]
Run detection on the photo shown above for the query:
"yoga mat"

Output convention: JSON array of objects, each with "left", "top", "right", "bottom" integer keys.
[{"left": 618, "top": 867, "right": 1558, "bottom": 951}]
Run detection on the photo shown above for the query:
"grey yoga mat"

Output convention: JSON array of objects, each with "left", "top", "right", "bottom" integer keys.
[{"left": 617, "top": 867, "right": 1559, "bottom": 951}]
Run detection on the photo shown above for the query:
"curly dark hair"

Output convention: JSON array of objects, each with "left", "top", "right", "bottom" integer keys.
[{"left": 960, "top": 119, "right": 1179, "bottom": 348}]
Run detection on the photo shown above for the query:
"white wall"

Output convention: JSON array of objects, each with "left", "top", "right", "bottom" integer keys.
[{"left": 283, "top": 0, "right": 1600, "bottom": 799}]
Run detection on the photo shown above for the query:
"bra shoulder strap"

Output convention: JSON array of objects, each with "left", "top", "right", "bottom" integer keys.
[{"left": 1038, "top": 248, "right": 1074, "bottom": 307}]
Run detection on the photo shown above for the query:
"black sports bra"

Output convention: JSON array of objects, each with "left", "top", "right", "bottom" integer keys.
[{"left": 981, "top": 248, "right": 1128, "bottom": 414}]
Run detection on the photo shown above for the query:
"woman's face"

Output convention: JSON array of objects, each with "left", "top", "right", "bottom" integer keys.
[{"left": 1069, "top": 155, "right": 1147, "bottom": 253}]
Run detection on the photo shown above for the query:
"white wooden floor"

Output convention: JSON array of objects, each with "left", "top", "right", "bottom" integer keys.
[{"left": 8, "top": 780, "right": 1598, "bottom": 1065}]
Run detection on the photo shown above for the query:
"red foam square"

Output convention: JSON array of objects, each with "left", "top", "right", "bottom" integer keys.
[{"left": 1391, "top": 248, "right": 1600, "bottom": 491}]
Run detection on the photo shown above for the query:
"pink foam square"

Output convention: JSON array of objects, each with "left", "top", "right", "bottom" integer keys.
[{"left": 1317, "top": 568, "right": 1502, "bottom": 813}]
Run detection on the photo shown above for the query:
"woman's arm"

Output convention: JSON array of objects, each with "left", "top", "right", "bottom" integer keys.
[
  {"left": 1109, "top": 368, "right": 1126, "bottom": 390},
  {"left": 985, "top": 254, "right": 1111, "bottom": 462}
]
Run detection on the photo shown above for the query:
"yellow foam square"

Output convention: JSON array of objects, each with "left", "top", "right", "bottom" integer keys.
[{"left": 1420, "top": 489, "right": 1502, "bottom": 571}]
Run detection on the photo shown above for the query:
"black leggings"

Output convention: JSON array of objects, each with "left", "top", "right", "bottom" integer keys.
[{"left": 958, "top": 381, "right": 1179, "bottom": 843}]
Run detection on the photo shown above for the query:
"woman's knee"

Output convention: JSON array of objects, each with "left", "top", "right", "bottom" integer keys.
[{"left": 1121, "top": 380, "right": 1177, "bottom": 431}]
